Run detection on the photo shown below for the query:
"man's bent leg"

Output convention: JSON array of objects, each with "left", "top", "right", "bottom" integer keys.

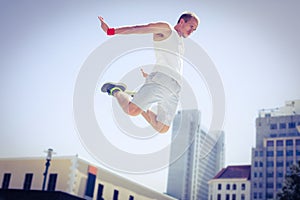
[
  {"left": 113, "top": 91, "right": 143, "bottom": 116},
  {"left": 141, "top": 110, "right": 170, "bottom": 133}
]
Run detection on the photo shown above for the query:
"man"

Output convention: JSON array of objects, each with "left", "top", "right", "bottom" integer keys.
[{"left": 99, "top": 12, "right": 199, "bottom": 133}]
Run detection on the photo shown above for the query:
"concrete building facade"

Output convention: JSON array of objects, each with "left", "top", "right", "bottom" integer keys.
[
  {"left": 251, "top": 100, "right": 300, "bottom": 200},
  {"left": 0, "top": 156, "right": 177, "bottom": 200}
]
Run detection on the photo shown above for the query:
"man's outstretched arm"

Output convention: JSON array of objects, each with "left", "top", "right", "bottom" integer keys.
[{"left": 98, "top": 16, "right": 172, "bottom": 39}]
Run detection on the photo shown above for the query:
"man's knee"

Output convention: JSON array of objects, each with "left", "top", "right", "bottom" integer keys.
[
  {"left": 158, "top": 125, "right": 170, "bottom": 133},
  {"left": 127, "top": 102, "right": 142, "bottom": 116}
]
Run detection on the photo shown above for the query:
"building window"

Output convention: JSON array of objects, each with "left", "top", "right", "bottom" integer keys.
[
  {"left": 226, "top": 184, "right": 230, "bottom": 190},
  {"left": 260, "top": 151, "right": 264, "bottom": 156},
  {"left": 279, "top": 123, "right": 286, "bottom": 129},
  {"left": 113, "top": 189, "right": 119, "bottom": 200},
  {"left": 129, "top": 195, "right": 134, "bottom": 200},
  {"left": 288, "top": 122, "right": 296, "bottom": 129},
  {"left": 277, "top": 150, "right": 283, "bottom": 156},
  {"left": 267, "top": 141, "right": 274, "bottom": 147},
  {"left": 270, "top": 123, "right": 277, "bottom": 130},
  {"left": 267, "top": 172, "right": 274, "bottom": 177},
  {"left": 47, "top": 173, "right": 57, "bottom": 191},
  {"left": 233, "top": 184, "right": 237, "bottom": 190},
  {"left": 241, "top": 183, "right": 246, "bottom": 190},
  {"left": 97, "top": 184, "right": 104, "bottom": 200},
  {"left": 255, "top": 151, "right": 258, "bottom": 157},
  {"left": 276, "top": 140, "right": 283, "bottom": 146},
  {"left": 277, "top": 172, "right": 283, "bottom": 177},
  {"left": 286, "top": 140, "right": 293, "bottom": 146},
  {"left": 277, "top": 182, "right": 283, "bottom": 189},
  {"left": 254, "top": 172, "right": 257, "bottom": 178},
  {"left": 286, "top": 150, "right": 294, "bottom": 156},
  {"left": 217, "top": 194, "right": 221, "bottom": 200},
  {"left": 296, "top": 150, "right": 300, "bottom": 156},
  {"left": 218, "top": 183, "right": 222, "bottom": 190},
  {"left": 267, "top": 182, "right": 274, "bottom": 188},
  {"left": 23, "top": 173, "right": 33, "bottom": 190},
  {"left": 226, "top": 194, "right": 230, "bottom": 200},
  {"left": 267, "top": 151, "right": 274, "bottom": 157},
  {"left": 1, "top": 173, "right": 11, "bottom": 189},
  {"left": 277, "top": 161, "right": 284, "bottom": 167},
  {"left": 254, "top": 192, "right": 257, "bottom": 199},
  {"left": 232, "top": 194, "right": 236, "bottom": 200},
  {"left": 260, "top": 162, "right": 263, "bottom": 167},
  {"left": 254, "top": 161, "right": 258, "bottom": 167},
  {"left": 241, "top": 194, "right": 245, "bottom": 200},
  {"left": 296, "top": 139, "right": 300, "bottom": 146},
  {"left": 267, "top": 193, "right": 273, "bottom": 199},
  {"left": 259, "top": 172, "right": 263, "bottom": 177},
  {"left": 267, "top": 161, "right": 274, "bottom": 167}
]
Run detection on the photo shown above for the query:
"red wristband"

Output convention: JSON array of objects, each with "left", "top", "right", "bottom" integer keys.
[{"left": 107, "top": 28, "right": 115, "bottom": 35}]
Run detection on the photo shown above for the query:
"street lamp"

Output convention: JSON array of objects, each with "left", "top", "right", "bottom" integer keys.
[{"left": 42, "top": 148, "right": 54, "bottom": 191}]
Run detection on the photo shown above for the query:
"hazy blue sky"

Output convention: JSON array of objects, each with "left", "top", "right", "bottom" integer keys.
[{"left": 1, "top": 0, "right": 300, "bottom": 192}]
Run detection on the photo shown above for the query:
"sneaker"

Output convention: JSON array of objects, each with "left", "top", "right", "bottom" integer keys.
[{"left": 101, "top": 82, "right": 127, "bottom": 96}]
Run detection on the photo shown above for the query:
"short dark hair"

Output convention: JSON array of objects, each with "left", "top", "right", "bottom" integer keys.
[{"left": 177, "top": 12, "right": 199, "bottom": 24}]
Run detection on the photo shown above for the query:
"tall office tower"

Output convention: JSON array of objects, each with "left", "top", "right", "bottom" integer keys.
[
  {"left": 251, "top": 100, "right": 300, "bottom": 200},
  {"left": 166, "top": 109, "right": 225, "bottom": 200}
]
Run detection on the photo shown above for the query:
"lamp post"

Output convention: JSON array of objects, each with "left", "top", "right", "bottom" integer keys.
[{"left": 42, "top": 148, "right": 54, "bottom": 191}]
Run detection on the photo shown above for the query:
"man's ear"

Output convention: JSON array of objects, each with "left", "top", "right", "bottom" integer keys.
[{"left": 179, "top": 18, "right": 185, "bottom": 25}]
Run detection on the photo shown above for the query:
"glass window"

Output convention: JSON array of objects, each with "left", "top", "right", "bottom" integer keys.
[
  {"left": 232, "top": 194, "right": 236, "bottom": 200},
  {"left": 277, "top": 161, "right": 284, "bottom": 167},
  {"left": 277, "top": 172, "right": 283, "bottom": 177},
  {"left": 226, "top": 194, "right": 230, "bottom": 200},
  {"left": 23, "top": 173, "right": 33, "bottom": 190},
  {"left": 218, "top": 183, "right": 222, "bottom": 190},
  {"left": 226, "top": 184, "right": 230, "bottom": 190},
  {"left": 277, "top": 150, "right": 283, "bottom": 156},
  {"left": 233, "top": 184, "right": 236, "bottom": 190},
  {"left": 217, "top": 194, "right": 221, "bottom": 200},
  {"left": 279, "top": 123, "right": 286, "bottom": 129},
  {"left": 260, "top": 151, "right": 264, "bottom": 156},
  {"left": 296, "top": 150, "right": 300, "bottom": 156},
  {"left": 241, "top": 194, "right": 245, "bottom": 200},
  {"left": 267, "top": 183, "right": 274, "bottom": 188},
  {"left": 296, "top": 139, "right": 300, "bottom": 146},
  {"left": 267, "top": 161, "right": 274, "bottom": 167},
  {"left": 286, "top": 140, "right": 293, "bottom": 146},
  {"left": 276, "top": 140, "right": 283, "bottom": 146},
  {"left": 260, "top": 162, "right": 263, "bottom": 167},
  {"left": 286, "top": 150, "right": 293, "bottom": 156},
  {"left": 241, "top": 183, "right": 246, "bottom": 190},
  {"left": 1, "top": 173, "right": 11, "bottom": 189},
  {"left": 267, "top": 141, "right": 274, "bottom": 147},
  {"left": 270, "top": 123, "right": 277, "bottom": 130},
  {"left": 267, "top": 151, "right": 274, "bottom": 157},
  {"left": 288, "top": 122, "right": 296, "bottom": 129}
]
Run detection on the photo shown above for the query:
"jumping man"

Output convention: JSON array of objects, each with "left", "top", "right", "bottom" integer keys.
[{"left": 99, "top": 12, "right": 199, "bottom": 133}]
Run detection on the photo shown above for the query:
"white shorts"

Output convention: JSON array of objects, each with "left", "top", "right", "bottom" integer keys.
[{"left": 131, "top": 72, "right": 181, "bottom": 126}]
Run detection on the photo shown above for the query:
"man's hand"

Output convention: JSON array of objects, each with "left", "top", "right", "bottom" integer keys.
[
  {"left": 98, "top": 16, "right": 109, "bottom": 33},
  {"left": 141, "top": 68, "right": 148, "bottom": 78}
]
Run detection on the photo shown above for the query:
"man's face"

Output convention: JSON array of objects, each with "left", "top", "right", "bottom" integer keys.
[{"left": 179, "top": 17, "right": 198, "bottom": 38}]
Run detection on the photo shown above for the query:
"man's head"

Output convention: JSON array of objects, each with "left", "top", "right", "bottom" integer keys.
[{"left": 175, "top": 12, "right": 199, "bottom": 38}]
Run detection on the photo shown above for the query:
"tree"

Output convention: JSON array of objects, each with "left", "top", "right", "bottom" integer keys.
[{"left": 277, "top": 161, "right": 300, "bottom": 200}]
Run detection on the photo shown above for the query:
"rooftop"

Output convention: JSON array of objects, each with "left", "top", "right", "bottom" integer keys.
[{"left": 213, "top": 165, "right": 251, "bottom": 180}]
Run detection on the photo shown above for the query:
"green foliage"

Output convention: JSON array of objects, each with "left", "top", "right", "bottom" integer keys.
[{"left": 277, "top": 161, "right": 300, "bottom": 200}]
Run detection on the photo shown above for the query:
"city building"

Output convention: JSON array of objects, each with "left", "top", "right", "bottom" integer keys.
[
  {"left": 251, "top": 100, "right": 300, "bottom": 200},
  {"left": 0, "top": 155, "right": 177, "bottom": 200},
  {"left": 166, "top": 109, "right": 225, "bottom": 200},
  {"left": 208, "top": 165, "right": 251, "bottom": 200}
]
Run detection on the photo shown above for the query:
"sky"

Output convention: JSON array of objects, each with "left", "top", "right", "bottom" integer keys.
[{"left": 1, "top": 0, "right": 300, "bottom": 193}]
